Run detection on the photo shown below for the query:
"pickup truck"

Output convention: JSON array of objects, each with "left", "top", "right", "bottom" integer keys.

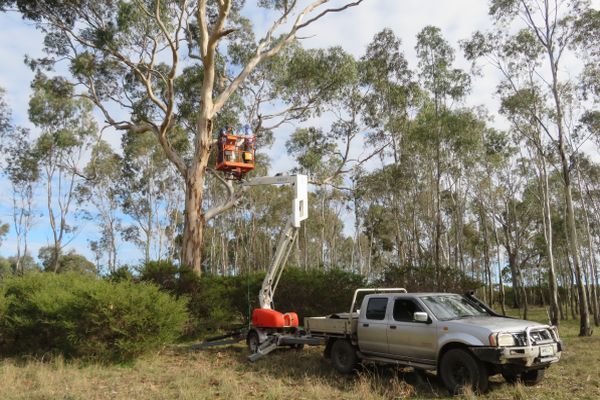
[{"left": 304, "top": 288, "right": 563, "bottom": 394}]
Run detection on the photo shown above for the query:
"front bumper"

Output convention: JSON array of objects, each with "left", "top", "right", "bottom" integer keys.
[{"left": 471, "top": 340, "right": 562, "bottom": 368}]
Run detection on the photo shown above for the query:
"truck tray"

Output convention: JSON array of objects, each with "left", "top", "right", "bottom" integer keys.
[{"left": 304, "top": 312, "right": 358, "bottom": 336}]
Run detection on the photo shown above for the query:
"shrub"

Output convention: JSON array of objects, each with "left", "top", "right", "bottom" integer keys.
[
  {"left": 275, "top": 268, "right": 367, "bottom": 319},
  {"left": 188, "top": 268, "right": 366, "bottom": 334},
  {"left": 0, "top": 272, "right": 188, "bottom": 362},
  {"left": 104, "top": 266, "right": 134, "bottom": 283},
  {"left": 139, "top": 260, "right": 200, "bottom": 296}
]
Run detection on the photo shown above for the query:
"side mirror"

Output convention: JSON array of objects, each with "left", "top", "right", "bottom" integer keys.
[{"left": 414, "top": 312, "right": 429, "bottom": 323}]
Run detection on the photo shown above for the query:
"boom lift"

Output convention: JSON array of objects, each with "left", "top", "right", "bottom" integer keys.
[{"left": 198, "top": 173, "right": 322, "bottom": 360}]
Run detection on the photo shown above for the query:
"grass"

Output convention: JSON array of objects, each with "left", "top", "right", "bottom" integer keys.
[{"left": 0, "top": 308, "right": 599, "bottom": 399}]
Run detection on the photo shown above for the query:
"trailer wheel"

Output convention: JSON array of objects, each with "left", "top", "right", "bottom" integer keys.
[
  {"left": 330, "top": 339, "right": 358, "bottom": 374},
  {"left": 247, "top": 330, "right": 260, "bottom": 354},
  {"left": 439, "top": 348, "right": 488, "bottom": 395}
]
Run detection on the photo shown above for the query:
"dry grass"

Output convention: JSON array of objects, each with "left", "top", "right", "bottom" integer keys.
[{"left": 1, "top": 308, "right": 598, "bottom": 399}]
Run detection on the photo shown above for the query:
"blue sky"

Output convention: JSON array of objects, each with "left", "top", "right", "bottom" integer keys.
[{"left": 1, "top": 0, "right": 598, "bottom": 267}]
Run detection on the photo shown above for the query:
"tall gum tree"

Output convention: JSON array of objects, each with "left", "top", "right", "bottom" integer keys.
[
  {"left": 0, "top": 0, "right": 367, "bottom": 274},
  {"left": 465, "top": 0, "right": 600, "bottom": 336}
]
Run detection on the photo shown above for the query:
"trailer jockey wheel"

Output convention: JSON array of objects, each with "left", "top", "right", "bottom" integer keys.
[{"left": 247, "top": 330, "right": 260, "bottom": 353}]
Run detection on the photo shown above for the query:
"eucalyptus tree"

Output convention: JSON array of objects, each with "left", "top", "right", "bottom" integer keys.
[
  {"left": 360, "top": 28, "right": 419, "bottom": 164},
  {"left": 476, "top": 128, "right": 514, "bottom": 312},
  {"left": 1, "top": 0, "right": 367, "bottom": 274},
  {"left": 29, "top": 74, "right": 98, "bottom": 273},
  {"left": 465, "top": 0, "right": 599, "bottom": 336},
  {"left": 415, "top": 26, "right": 471, "bottom": 284},
  {"left": 0, "top": 88, "right": 11, "bottom": 253},
  {"left": 0, "top": 88, "right": 39, "bottom": 275},
  {"left": 283, "top": 43, "right": 397, "bottom": 269},
  {"left": 3, "top": 131, "right": 39, "bottom": 275},
  {"left": 499, "top": 87, "right": 561, "bottom": 325},
  {"left": 77, "top": 140, "right": 123, "bottom": 272},
  {"left": 574, "top": 156, "right": 600, "bottom": 326}
]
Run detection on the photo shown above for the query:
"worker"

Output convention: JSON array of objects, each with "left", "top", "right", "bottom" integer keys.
[{"left": 243, "top": 124, "right": 255, "bottom": 164}]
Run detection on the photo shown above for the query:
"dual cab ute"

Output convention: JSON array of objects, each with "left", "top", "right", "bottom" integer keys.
[{"left": 304, "top": 288, "right": 562, "bottom": 394}]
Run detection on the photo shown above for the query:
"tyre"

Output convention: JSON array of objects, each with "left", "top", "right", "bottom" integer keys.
[
  {"left": 330, "top": 339, "right": 358, "bottom": 374},
  {"left": 522, "top": 369, "right": 545, "bottom": 386},
  {"left": 247, "top": 330, "right": 260, "bottom": 354},
  {"left": 502, "top": 368, "right": 545, "bottom": 386},
  {"left": 439, "top": 348, "right": 489, "bottom": 395},
  {"left": 501, "top": 371, "right": 519, "bottom": 384}
]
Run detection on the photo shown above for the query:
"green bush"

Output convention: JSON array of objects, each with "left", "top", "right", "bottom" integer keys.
[
  {"left": 136, "top": 260, "right": 368, "bottom": 335},
  {"left": 275, "top": 268, "right": 367, "bottom": 319},
  {"left": 139, "top": 260, "right": 199, "bottom": 296},
  {"left": 188, "top": 268, "right": 365, "bottom": 334},
  {"left": 0, "top": 272, "right": 188, "bottom": 362}
]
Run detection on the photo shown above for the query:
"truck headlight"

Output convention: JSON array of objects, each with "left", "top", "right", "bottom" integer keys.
[
  {"left": 551, "top": 326, "right": 560, "bottom": 341},
  {"left": 489, "top": 333, "right": 516, "bottom": 347}
]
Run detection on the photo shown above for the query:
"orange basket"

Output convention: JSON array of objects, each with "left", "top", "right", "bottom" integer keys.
[{"left": 216, "top": 133, "right": 255, "bottom": 178}]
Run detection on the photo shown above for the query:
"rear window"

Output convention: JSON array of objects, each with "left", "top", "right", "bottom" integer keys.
[{"left": 366, "top": 298, "right": 388, "bottom": 320}]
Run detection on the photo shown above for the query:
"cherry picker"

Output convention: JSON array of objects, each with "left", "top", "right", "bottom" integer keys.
[{"left": 198, "top": 130, "right": 322, "bottom": 360}]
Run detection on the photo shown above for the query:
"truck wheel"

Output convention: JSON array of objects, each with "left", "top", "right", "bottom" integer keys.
[
  {"left": 501, "top": 371, "right": 519, "bottom": 384},
  {"left": 522, "top": 369, "right": 545, "bottom": 386},
  {"left": 247, "top": 330, "right": 260, "bottom": 354},
  {"left": 330, "top": 339, "right": 358, "bottom": 374},
  {"left": 440, "top": 348, "right": 489, "bottom": 395},
  {"left": 502, "top": 368, "right": 545, "bottom": 386}
]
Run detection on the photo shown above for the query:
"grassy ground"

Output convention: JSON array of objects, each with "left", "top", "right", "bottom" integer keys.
[{"left": 0, "top": 308, "right": 599, "bottom": 399}]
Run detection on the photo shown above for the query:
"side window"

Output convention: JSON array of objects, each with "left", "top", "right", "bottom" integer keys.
[
  {"left": 393, "top": 299, "right": 423, "bottom": 322},
  {"left": 366, "top": 298, "right": 388, "bottom": 320}
]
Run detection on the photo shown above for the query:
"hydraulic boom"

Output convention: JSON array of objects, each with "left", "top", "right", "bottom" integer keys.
[{"left": 243, "top": 174, "right": 308, "bottom": 310}]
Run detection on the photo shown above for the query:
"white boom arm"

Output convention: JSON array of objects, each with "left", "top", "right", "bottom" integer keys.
[{"left": 243, "top": 174, "right": 308, "bottom": 309}]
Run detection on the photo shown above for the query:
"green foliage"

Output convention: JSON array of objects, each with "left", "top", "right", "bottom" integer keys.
[
  {"left": 139, "top": 260, "right": 199, "bottom": 297},
  {"left": 104, "top": 266, "right": 134, "bottom": 283},
  {"left": 0, "top": 272, "right": 188, "bottom": 362},
  {"left": 275, "top": 268, "right": 367, "bottom": 319},
  {"left": 0, "top": 86, "right": 10, "bottom": 139},
  {"left": 190, "top": 267, "right": 366, "bottom": 332},
  {"left": 376, "top": 264, "right": 482, "bottom": 293},
  {"left": 0, "top": 221, "right": 8, "bottom": 248},
  {"left": 416, "top": 26, "right": 471, "bottom": 102},
  {"left": 0, "top": 257, "right": 11, "bottom": 278},
  {"left": 192, "top": 273, "right": 263, "bottom": 333},
  {"left": 286, "top": 127, "right": 336, "bottom": 176},
  {"left": 38, "top": 247, "right": 97, "bottom": 274},
  {"left": 137, "top": 260, "right": 368, "bottom": 334}
]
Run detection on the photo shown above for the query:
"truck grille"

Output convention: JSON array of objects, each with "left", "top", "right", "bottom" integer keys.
[{"left": 512, "top": 329, "right": 553, "bottom": 346}]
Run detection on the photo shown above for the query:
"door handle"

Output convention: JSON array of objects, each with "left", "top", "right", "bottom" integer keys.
[
  {"left": 390, "top": 325, "right": 397, "bottom": 329},
  {"left": 362, "top": 323, "right": 369, "bottom": 327}
]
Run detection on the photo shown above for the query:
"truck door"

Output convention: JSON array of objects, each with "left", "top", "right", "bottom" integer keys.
[
  {"left": 357, "top": 297, "right": 389, "bottom": 355},
  {"left": 387, "top": 297, "right": 437, "bottom": 362}
]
